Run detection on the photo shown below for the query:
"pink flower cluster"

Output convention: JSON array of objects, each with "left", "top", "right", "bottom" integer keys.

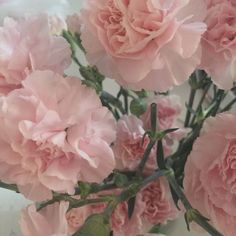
[
  {"left": 21, "top": 178, "right": 177, "bottom": 236},
  {"left": 0, "top": 15, "right": 117, "bottom": 201},
  {"left": 114, "top": 95, "right": 188, "bottom": 172},
  {"left": 184, "top": 112, "right": 236, "bottom": 236}
]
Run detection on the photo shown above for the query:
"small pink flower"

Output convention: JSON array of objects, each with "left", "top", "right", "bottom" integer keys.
[
  {"left": 66, "top": 206, "right": 91, "bottom": 234},
  {"left": 20, "top": 201, "right": 69, "bottom": 236},
  {"left": 184, "top": 112, "right": 236, "bottom": 236},
  {"left": 113, "top": 115, "right": 157, "bottom": 172},
  {"left": 66, "top": 13, "right": 81, "bottom": 35},
  {"left": 0, "top": 70, "right": 116, "bottom": 201},
  {"left": 89, "top": 190, "right": 145, "bottom": 236},
  {"left": 141, "top": 95, "right": 190, "bottom": 144},
  {"left": 80, "top": 0, "right": 206, "bottom": 92},
  {"left": 200, "top": 1, "right": 236, "bottom": 89},
  {"left": 137, "top": 178, "right": 178, "bottom": 226},
  {"left": 141, "top": 95, "right": 182, "bottom": 131},
  {"left": 0, "top": 14, "right": 71, "bottom": 94}
]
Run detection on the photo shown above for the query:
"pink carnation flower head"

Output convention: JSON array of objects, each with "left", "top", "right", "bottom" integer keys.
[
  {"left": 0, "top": 70, "right": 116, "bottom": 201},
  {"left": 80, "top": 0, "right": 207, "bottom": 92},
  {"left": 201, "top": 0, "right": 236, "bottom": 89},
  {"left": 0, "top": 14, "right": 71, "bottom": 94},
  {"left": 20, "top": 201, "right": 69, "bottom": 236},
  {"left": 113, "top": 115, "right": 157, "bottom": 172},
  {"left": 138, "top": 178, "right": 178, "bottom": 226},
  {"left": 184, "top": 112, "right": 236, "bottom": 236}
]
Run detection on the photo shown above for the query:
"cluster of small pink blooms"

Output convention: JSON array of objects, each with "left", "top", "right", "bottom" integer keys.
[
  {"left": 114, "top": 95, "right": 189, "bottom": 172},
  {"left": 184, "top": 112, "right": 236, "bottom": 236},
  {"left": 0, "top": 14, "right": 71, "bottom": 95},
  {"left": 80, "top": 0, "right": 207, "bottom": 92},
  {"left": 200, "top": 0, "right": 236, "bottom": 89},
  {"left": 20, "top": 178, "right": 177, "bottom": 236},
  {"left": 0, "top": 70, "right": 116, "bottom": 201}
]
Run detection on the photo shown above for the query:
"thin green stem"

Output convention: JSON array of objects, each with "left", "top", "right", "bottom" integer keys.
[
  {"left": 221, "top": 97, "right": 236, "bottom": 112},
  {"left": 138, "top": 139, "right": 156, "bottom": 174},
  {"left": 184, "top": 88, "right": 196, "bottom": 127},
  {"left": 190, "top": 83, "right": 211, "bottom": 126},
  {"left": 0, "top": 181, "right": 18, "bottom": 193}
]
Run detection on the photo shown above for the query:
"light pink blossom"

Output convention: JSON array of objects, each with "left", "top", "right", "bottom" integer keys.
[
  {"left": 113, "top": 115, "right": 157, "bottom": 171},
  {"left": 200, "top": 1, "right": 236, "bottom": 89},
  {"left": 80, "top": 0, "right": 207, "bottom": 92},
  {"left": 184, "top": 112, "right": 236, "bottom": 236},
  {"left": 0, "top": 70, "right": 116, "bottom": 201},
  {"left": 0, "top": 14, "right": 71, "bottom": 95},
  {"left": 89, "top": 190, "right": 145, "bottom": 236},
  {"left": 66, "top": 205, "right": 92, "bottom": 234},
  {"left": 20, "top": 201, "right": 69, "bottom": 236},
  {"left": 137, "top": 178, "right": 178, "bottom": 226},
  {"left": 141, "top": 95, "right": 190, "bottom": 144}
]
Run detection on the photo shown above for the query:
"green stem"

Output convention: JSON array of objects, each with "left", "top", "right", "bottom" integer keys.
[
  {"left": 190, "top": 83, "right": 211, "bottom": 126},
  {"left": 184, "top": 88, "right": 196, "bottom": 127},
  {"left": 0, "top": 181, "right": 18, "bottom": 193},
  {"left": 138, "top": 139, "right": 156, "bottom": 174},
  {"left": 101, "top": 91, "right": 126, "bottom": 115},
  {"left": 220, "top": 97, "right": 236, "bottom": 112}
]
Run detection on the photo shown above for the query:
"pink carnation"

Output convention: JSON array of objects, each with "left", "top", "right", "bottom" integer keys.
[
  {"left": 80, "top": 0, "right": 206, "bottom": 92},
  {"left": 66, "top": 205, "right": 92, "bottom": 234},
  {"left": 0, "top": 14, "right": 71, "bottom": 94},
  {"left": 200, "top": 0, "right": 236, "bottom": 89},
  {"left": 137, "top": 178, "right": 178, "bottom": 226},
  {"left": 141, "top": 95, "right": 190, "bottom": 144},
  {"left": 113, "top": 115, "right": 157, "bottom": 172},
  {"left": 184, "top": 112, "right": 236, "bottom": 236},
  {"left": 20, "top": 201, "right": 69, "bottom": 236},
  {"left": 0, "top": 70, "right": 116, "bottom": 201},
  {"left": 89, "top": 190, "right": 145, "bottom": 236}
]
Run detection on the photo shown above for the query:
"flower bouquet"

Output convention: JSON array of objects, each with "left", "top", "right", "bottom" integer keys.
[{"left": 0, "top": 0, "right": 235, "bottom": 236}]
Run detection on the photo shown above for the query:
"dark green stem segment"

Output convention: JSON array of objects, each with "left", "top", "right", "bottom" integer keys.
[
  {"left": 138, "top": 139, "right": 156, "bottom": 174},
  {"left": 0, "top": 181, "right": 18, "bottom": 193},
  {"left": 221, "top": 97, "right": 236, "bottom": 112},
  {"left": 184, "top": 88, "right": 196, "bottom": 127}
]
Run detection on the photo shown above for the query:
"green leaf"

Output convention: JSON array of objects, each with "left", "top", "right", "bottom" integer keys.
[
  {"left": 73, "top": 214, "right": 111, "bottom": 236},
  {"left": 114, "top": 172, "right": 129, "bottom": 188},
  {"left": 78, "top": 182, "right": 92, "bottom": 199},
  {"left": 130, "top": 98, "right": 147, "bottom": 116},
  {"left": 127, "top": 196, "right": 136, "bottom": 219}
]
